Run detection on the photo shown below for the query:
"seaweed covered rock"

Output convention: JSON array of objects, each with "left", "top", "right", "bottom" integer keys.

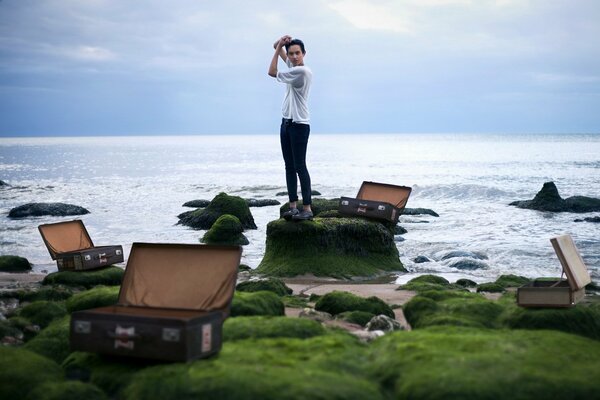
[
  {"left": 510, "top": 181, "right": 600, "bottom": 212},
  {"left": 201, "top": 214, "right": 249, "bottom": 245},
  {"left": 336, "top": 311, "right": 376, "bottom": 327},
  {"left": 231, "top": 291, "right": 285, "bottom": 317},
  {"left": 0, "top": 255, "right": 31, "bottom": 272},
  {"left": 367, "top": 327, "right": 600, "bottom": 399},
  {"left": 315, "top": 291, "right": 394, "bottom": 318},
  {"left": 223, "top": 316, "right": 326, "bottom": 341},
  {"left": 412, "top": 255, "right": 431, "bottom": 263},
  {"left": 66, "top": 286, "right": 119, "bottom": 313},
  {"left": 0, "top": 346, "right": 64, "bottom": 400},
  {"left": 121, "top": 334, "right": 382, "bottom": 400},
  {"left": 279, "top": 198, "right": 339, "bottom": 218},
  {"left": 182, "top": 199, "right": 210, "bottom": 208},
  {"left": 494, "top": 274, "right": 531, "bottom": 287},
  {"left": 476, "top": 283, "right": 506, "bottom": 293},
  {"left": 178, "top": 192, "right": 256, "bottom": 230},
  {"left": 403, "top": 290, "right": 503, "bottom": 329},
  {"left": 403, "top": 208, "right": 439, "bottom": 217},
  {"left": 26, "top": 381, "right": 108, "bottom": 400},
  {"left": 256, "top": 217, "right": 405, "bottom": 278},
  {"left": 1, "top": 286, "right": 74, "bottom": 302},
  {"left": 574, "top": 216, "right": 600, "bottom": 223},
  {"left": 246, "top": 198, "right": 281, "bottom": 207},
  {"left": 236, "top": 278, "right": 292, "bottom": 296},
  {"left": 8, "top": 202, "right": 90, "bottom": 218},
  {"left": 42, "top": 266, "right": 124, "bottom": 288},
  {"left": 24, "top": 316, "right": 70, "bottom": 364},
  {"left": 398, "top": 275, "right": 462, "bottom": 292},
  {"left": 455, "top": 278, "right": 477, "bottom": 287},
  {"left": 14, "top": 300, "right": 67, "bottom": 329}
]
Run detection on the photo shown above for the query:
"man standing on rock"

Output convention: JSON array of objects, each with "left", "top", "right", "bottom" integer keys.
[{"left": 268, "top": 35, "right": 314, "bottom": 221}]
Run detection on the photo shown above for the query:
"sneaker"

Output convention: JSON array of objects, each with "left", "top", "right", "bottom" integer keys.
[
  {"left": 292, "top": 210, "right": 314, "bottom": 221},
  {"left": 282, "top": 208, "right": 300, "bottom": 220}
]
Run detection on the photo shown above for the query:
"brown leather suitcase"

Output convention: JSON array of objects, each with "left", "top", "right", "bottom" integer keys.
[
  {"left": 38, "top": 220, "right": 124, "bottom": 271},
  {"left": 70, "top": 243, "right": 242, "bottom": 361},
  {"left": 339, "top": 181, "right": 412, "bottom": 223}
]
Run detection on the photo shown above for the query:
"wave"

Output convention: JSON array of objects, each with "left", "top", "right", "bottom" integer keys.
[{"left": 411, "top": 184, "right": 515, "bottom": 201}]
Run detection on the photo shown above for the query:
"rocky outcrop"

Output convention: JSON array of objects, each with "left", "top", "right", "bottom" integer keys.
[
  {"left": 8, "top": 203, "right": 90, "bottom": 218},
  {"left": 403, "top": 208, "right": 439, "bottom": 217},
  {"left": 510, "top": 182, "right": 600, "bottom": 213},
  {"left": 182, "top": 199, "right": 210, "bottom": 208},
  {"left": 441, "top": 250, "right": 488, "bottom": 260},
  {"left": 246, "top": 199, "right": 281, "bottom": 207},
  {"left": 0, "top": 255, "right": 31, "bottom": 272},
  {"left": 201, "top": 214, "right": 249, "bottom": 246},
  {"left": 256, "top": 217, "right": 405, "bottom": 278},
  {"left": 178, "top": 192, "right": 257, "bottom": 230},
  {"left": 574, "top": 216, "right": 600, "bottom": 223}
]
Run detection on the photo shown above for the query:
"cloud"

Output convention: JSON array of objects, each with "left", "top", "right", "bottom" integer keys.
[{"left": 328, "top": 0, "right": 413, "bottom": 34}]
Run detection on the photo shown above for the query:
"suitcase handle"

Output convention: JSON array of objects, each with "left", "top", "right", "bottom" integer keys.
[{"left": 106, "top": 331, "right": 141, "bottom": 339}]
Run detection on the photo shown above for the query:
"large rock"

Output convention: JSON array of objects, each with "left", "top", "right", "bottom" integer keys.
[
  {"left": 403, "top": 208, "right": 439, "bottom": 217},
  {"left": 0, "top": 255, "right": 31, "bottom": 272},
  {"left": 231, "top": 291, "right": 285, "bottom": 317},
  {"left": 42, "top": 266, "right": 124, "bottom": 288},
  {"left": 256, "top": 217, "right": 405, "bottom": 278},
  {"left": 223, "top": 316, "right": 325, "bottom": 341},
  {"left": 178, "top": 192, "right": 257, "bottom": 230},
  {"left": 510, "top": 181, "right": 600, "bottom": 212},
  {"left": 440, "top": 250, "right": 488, "bottom": 260},
  {"left": 315, "top": 291, "right": 394, "bottom": 318},
  {"left": 236, "top": 278, "right": 292, "bottom": 296},
  {"left": 365, "top": 315, "right": 403, "bottom": 332},
  {"left": 574, "top": 216, "right": 600, "bottom": 223},
  {"left": 246, "top": 198, "right": 281, "bottom": 207},
  {"left": 8, "top": 202, "right": 90, "bottom": 218},
  {"left": 182, "top": 199, "right": 210, "bottom": 208},
  {"left": 201, "top": 214, "right": 249, "bottom": 246}
]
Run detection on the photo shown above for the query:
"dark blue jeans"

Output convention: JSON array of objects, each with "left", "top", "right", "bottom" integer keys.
[{"left": 280, "top": 119, "right": 311, "bottom": 206}]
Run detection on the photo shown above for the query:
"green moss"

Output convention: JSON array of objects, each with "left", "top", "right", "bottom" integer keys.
[
  {"left": 62, "top": 352, "right": 151, "bottom": 398},
  {"left": 494, "top": 274, "right": 531, "bottom": 288},
  {"left": 16, "top": 300, "right": 67, "bottom": 329},
  {"left": 257, "top": 217, "right": 405, "bottom": 278},
  {"left": 455, "top": 278, "right": 477, "bottom": 287},
  {"left": 315, "top": 291, "right": 394, "bottom": 318},
  {"left": 66, "top": 286, "right": 119, "bottom": 313},
  {"left": 402, "top": 296, "right": 438, "bottom": 327},
  {"left": 0, "top": 319, "right": 23, "bottom": 339},
  {"left": 282, "top": 295, "right": 309, "bottom": 308},
  {"left": 201, "top": 214, "right": 249, "bottom": 245},
  {"left": 280, "top": 198, "right": 340, "bottom": 217},
  {"left": 238, "top": 264, "right": 252, "bottom": 272},
  {"left": 223, "top": 316, "right": 326, "bottom": 341},
  {"left": 24, "top": 316, "right": 71, "bottom": 363},
  {"left": 407, "top": 274, "right": 450, "bottom": 285},
  {"left": 0, "top": 346, "right": 64, "bottom": 400},
  {"left": 26, "top": 381, "right": 108, "bottom": 400},
  {"left": 236, "top": 277, "right": 292, "bottom": 296},
  {"left": 476, "top": 282, "right": 506, "bottom": 293},
  {"left": 0, "top": 255, "right": 31, "bottom": 272},
  {"left": 399, "top": 282, "right": 456, "bottom": 292},
  {"left": 42, "top": 266, "right": 124, "bottom": 288},
  {"left": 122, "top": 334, "right": 382, "bottom": 400},
  {"left": 336, "top": 311, "right": 376, "bottom": 327},
  {"left": 178, "top": 192, "right": 257, "bottom": 230},
  {"left": 367, "top": 327, "right": 600, "bottom": 399},
  {"left": 0, "top": 286, "right": 74, "bottom": 302},
  {"left": 500, "top": 303, "right": 600, "bottom": 340},
  {"left": 231, "top": 291, "right": 285, "bottom": 316}
]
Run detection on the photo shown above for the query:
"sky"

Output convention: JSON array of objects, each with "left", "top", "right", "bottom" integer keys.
[{"left": 0, "top": 0, "right": 599, "bottom": 136}]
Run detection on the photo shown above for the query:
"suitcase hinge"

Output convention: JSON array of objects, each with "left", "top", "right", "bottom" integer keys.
[{"left": 74, "top": 320, "right": 91, "bottom": 334}]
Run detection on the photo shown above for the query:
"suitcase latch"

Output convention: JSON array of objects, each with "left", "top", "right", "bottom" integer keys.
[
  {"left": 378, "top": 205, "right": 386, "bottom": 211},
  {"left": 84, "top": 255, "right": 92, "bottom": 261},
  {"left": 74, "top": 320, "right": 91, "bottom": 334},
  {"left": 116, "top": 249, "right": 122, "bottom": 255},
  {"left": 162, "top": 328, "right": 181, "bottom": 342},
  {"left": 341, "top": 200, "right": 349, "bottom": 206}
]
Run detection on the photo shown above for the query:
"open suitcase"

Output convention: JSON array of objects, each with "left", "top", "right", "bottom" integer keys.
[
  {"left": 517, "top": 235, "right": 591, "bottom": 307},
  {"left": 70, "top": 243, "right": 242, "bottom": 361},
  {"left": 38, "top": 219, "right": 124, "bottom": 271},
  {"left": 339, "top": 181, "right": 412, "bottom": 223}
]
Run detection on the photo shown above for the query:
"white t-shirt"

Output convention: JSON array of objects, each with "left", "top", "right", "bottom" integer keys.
[{"left": 277, "top": 58, "right": 312, "bottom": 124}]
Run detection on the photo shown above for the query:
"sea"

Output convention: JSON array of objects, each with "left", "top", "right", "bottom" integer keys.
[{"left": 1, "top": 133, "right": 599, "bottom": 285}]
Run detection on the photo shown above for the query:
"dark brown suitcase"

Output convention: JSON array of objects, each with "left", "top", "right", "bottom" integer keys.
[
  {"left": 38, "top": 220, "right": 124, "bottom": 271},
  {"left": 339, "top": 181, "right": 412, "bottom": 223},
  {"left": 70, "top": 243, "right": 242, "bottom": 362}
]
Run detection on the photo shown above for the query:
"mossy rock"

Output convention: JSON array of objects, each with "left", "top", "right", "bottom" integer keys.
[
  {"left": 494, "top": 274, "right": 531, "bottom": 288},
  {"left": 223, "top": 316, "right": 326, "bottom": 341},
  {"left": 279, "top": 198, "right": 339, "bottom": 217},
  {"left": 201, "top": 214, "right": 249, "bottom": 245},
  {"left": 66, "top": 286, "right": 120, "bottom": 313},
  {"left": 238, "top": 264, "right": 252, "bottom": 272},
  {"left": 231, "top": 291, "right": 285, "bottom": 317},
  {"left": 62, "top": 352, "right": 151, "bottom": 398},
  {"left": 0, "top": 346, "right": 64, "bottom": 400},
  {"left": 399, "top": 275, "right": 464, "bottom": 292},
  {"left": 42, "top": 266, "right": 124, "bottom": 288},
  {"left": 407, "top": 274, "right": 450, "bottom": 285},
  {"left": 455, "top": 278, "right": 477, "bottom": 287},
  {"left": 336, "top": 311, "right": 376, "bottom": 327},
  {"left": 403, "top": 290, "right": 504, "bottom": 329},
  {"left": 282, "top": 295, "right": 309, "bottom": 308},
  {"left": 0, "top": 255, "right": 31, "bottom": 272},
  {"left": 315, "top": 291, "right": 394, "bottom": 318},
  {"left": 501, "top": 303, "right": 600, "bottom": 341},
  {"left": 236, "top": 277, "right": 292, "bottom": 296},
  {"left": 509, "top": 181, "right": 600, "bottom": 212},
  {"left": 256, "top": 217, "right": 405, "bottom": 278},
  {"left": 476, "top": 282, "right": 506, "bottom": 293},
  {"left": 15, "top": 300, "right": 67, "bottom": 329},
  {"left": 24, "top": 316, "right": 71, "bottom": 364},
  {"left": 178, "top": 192, "right": 257, "bottom": 230},
  {"left": 122, "top": 334, "right": 382, "bottom": 400},
  {"left": 0, "top": 319, "right": 23, "bottom": 339},
  {"left": 367, "top": 327, "right": 600, "bottom": 399},
  {"left": 26, "top": 381, "right": 108, "bottom": 400},
  {"left": 0, "top": 286, "right": 74, "bottom": 302}
]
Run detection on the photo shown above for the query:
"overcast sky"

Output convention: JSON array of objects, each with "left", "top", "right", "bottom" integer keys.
[{"left": 1, "top": 0, "right": 599, "bottom": 136}]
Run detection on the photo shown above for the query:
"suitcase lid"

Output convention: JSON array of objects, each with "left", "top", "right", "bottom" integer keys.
[
  {"left": 550, "top": 235, "right": 591, "bottom": 291},
  {"left": 356, "top": 181, "right": 412, "bottom": 210},
  {"left": 38, "top": 219, "right": 95, "bottom": 260},
  {"left": 118, "top": 243, "right": 242, "bottom": 312}
]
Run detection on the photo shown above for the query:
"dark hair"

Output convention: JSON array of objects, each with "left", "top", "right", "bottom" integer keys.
[{"left": 285, "top": 39, "right": 306, "bottom": 54}]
